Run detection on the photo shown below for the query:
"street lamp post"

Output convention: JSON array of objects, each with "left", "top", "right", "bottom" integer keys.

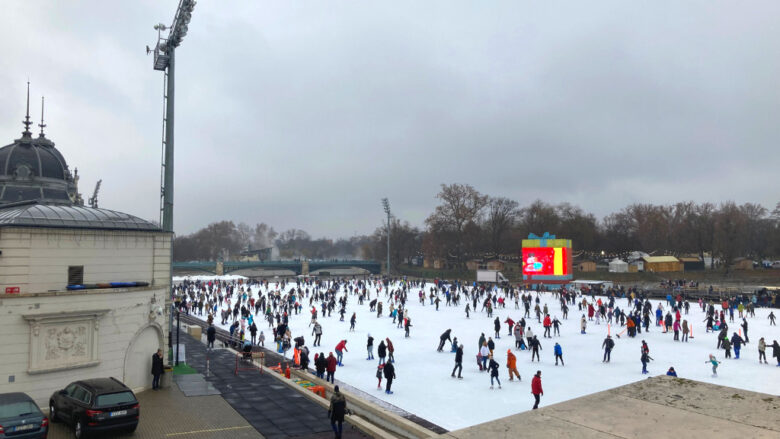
[
  {"left": 382, "top": 198, "right": 391, "bottom": 276},
  {"left": 150, "top": 0, "right": 196, "bottom": 364}
]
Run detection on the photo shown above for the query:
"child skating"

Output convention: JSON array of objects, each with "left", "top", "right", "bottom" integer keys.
[{"left": 706, "top": 354, "right": 721, "bottom": 377}]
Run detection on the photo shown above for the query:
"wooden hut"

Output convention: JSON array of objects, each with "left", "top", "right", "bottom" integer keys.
[
  {"left": 643, "top": 256, "right": 683, "bottom": 272},
  {"left": 731, "top": 258, "right": 754, "bottom": 270},
  {"left": 576, "top": 261, "right": 597, "bottom": 272}
]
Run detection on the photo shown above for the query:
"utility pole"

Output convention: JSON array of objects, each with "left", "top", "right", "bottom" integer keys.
[
  {"left": 150, "top": 0, "right": 196, "bottom": 361},
  {"left": 382, "top": 198, "right": 391, "bottom": 276}
]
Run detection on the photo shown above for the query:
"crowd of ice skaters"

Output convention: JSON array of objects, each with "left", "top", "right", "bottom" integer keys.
[{"left": 173, "top": 277, "right": 779, "bottom": 406}]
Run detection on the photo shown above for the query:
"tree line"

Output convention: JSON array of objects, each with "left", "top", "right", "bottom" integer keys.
[{"left": 173, "top": 183, "right": 780, "bottom": 270}]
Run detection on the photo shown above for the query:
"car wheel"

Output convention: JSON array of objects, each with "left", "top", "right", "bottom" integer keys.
[
  {"left": 49, "top": 402, "right": 58, "bottom": 423},
  {"left": 74, "top": 418, "right": 85, "bottom": 439},
  {"left": 126, "top": 424, "right": 138, "bottom": 434}
]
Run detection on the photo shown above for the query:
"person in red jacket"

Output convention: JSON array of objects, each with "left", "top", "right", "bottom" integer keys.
[
  {"left": 504, "top": 317, "right": 515, "bottom": 336},
  {"left": 543, "top": 314, "right": 552, "bottom": 338},
  {"left": 335, "top": 340, "right": 348, "bottom": 366},
  {"left": 386, "top": 337, "right": 395, "bottom": 363},
  {"left": 531, "top": 370, "right": 543, "bottom": 409},
  {"left": 326, "top": 352, "right": 337, "bottom": 383}
]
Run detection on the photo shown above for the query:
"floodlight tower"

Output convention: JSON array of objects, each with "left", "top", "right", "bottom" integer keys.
[
  {"left": 150, "top": 0, "right": 196, "bottom": 363},
  {"left": 382, "top": 198, "right": 391, "bottom": 276}
]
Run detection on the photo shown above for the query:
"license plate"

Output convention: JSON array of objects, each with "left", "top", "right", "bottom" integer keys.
[
  {"left": 110, "top": 410, "right": 127, "bottom": 417},
  {"left": 13, "top": 424, "right": 35, "bottom": 431}
]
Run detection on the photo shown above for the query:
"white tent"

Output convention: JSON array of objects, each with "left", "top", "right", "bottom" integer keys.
[{"left": 609, "top": 258, "right": 628, "bottom": 273}]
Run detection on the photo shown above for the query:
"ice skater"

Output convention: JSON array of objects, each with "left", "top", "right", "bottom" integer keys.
[
  {"left": 488, "top": 355, "right": 501, "bottom": 389},
  {"left": 706, "top": 354, "right": 721, "bottom": 376}
]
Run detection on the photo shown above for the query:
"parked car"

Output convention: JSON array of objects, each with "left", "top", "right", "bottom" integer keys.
[
  {"left": 0, "top": 392, "right": 48, "bottom": 438},
  {"left": 49, "top": 378, "right": 138, "bottom": 438}
]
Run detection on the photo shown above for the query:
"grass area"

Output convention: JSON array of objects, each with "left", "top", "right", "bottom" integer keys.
[{"left": 172, "top": 363, "right": 198, "bottom": 375}]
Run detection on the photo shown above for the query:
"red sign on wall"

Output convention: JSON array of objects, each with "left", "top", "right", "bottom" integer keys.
[{"left": 5, "top": 287, "right": 20, "bottom": 294}]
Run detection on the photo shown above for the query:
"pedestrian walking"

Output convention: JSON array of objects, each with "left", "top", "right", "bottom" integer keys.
[{"left": 328, "top": 385, "right": 347, "bottom": 439}]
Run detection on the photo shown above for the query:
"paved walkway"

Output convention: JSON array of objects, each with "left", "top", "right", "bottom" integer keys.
[
  {"left": 179, "top": 332, "right": 369, "bottom": 439},
  {"left": 47, "top": 382, "right": 263, "bottom": 439}
]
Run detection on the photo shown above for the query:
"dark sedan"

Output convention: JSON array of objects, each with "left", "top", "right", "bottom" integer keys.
[{"left": 0, "top": 392, "right": 48, "bottom": 438}]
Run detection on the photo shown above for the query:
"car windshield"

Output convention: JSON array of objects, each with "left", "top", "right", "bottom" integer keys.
[
  {"left": 0, "top": 401, "right": 39, "bottom": 418},
  {"left": 95, "top": 392, "right": 136, "bottom": 408}
]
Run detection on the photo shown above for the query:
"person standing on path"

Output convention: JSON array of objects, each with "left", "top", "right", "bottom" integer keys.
[
  {"left": 328, "top": 385, "right": 347, "bottom": 439},
  {"left": 207, "top": 323, "right": 216, "bottom": 349},
  {"left": 383, "top": 361, "right": 396, "bottom": 394},
  {"left": 151, "top": 349, "right": 164, "bottom": 390},
  {"left": 531, "top": 370, "right": 543, "bottom": 409}
]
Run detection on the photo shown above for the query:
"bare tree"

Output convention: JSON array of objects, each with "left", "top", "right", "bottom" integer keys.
[
  {"left": 484, "top": 197, "right": 519, "bottom": 256},
  {"left": 425, "top": 183, "right": 488, "bottom": 267}
]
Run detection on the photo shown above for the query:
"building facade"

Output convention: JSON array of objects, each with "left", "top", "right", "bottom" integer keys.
[{"left": 0, "top": 95, "right": 171, "bottom": 406}]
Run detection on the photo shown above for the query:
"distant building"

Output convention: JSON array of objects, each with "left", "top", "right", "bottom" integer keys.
[
  {"left": 0, "top": 93, "right": 171, "bottom": 407},
  {"left": 731, "top": 257, "right": 754, "bottom": 271},
  {"left": 576, "top": 261, "right": 597, "bottom": 272},
  {"left": 643, "top": 256, "right": 683, "bottom": 272}
]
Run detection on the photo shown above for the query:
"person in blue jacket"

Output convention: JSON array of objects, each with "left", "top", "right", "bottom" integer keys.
[
  {"left": 554, "top": 342, "right": 564, "bottom": 366},
  {"left": 666, "top": 367, "right": 677, "bottom": 377}
]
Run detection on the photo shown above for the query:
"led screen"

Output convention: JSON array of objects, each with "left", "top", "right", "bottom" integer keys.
[{"left": 522, "top": 247, "right": 570, "bottom": 276}]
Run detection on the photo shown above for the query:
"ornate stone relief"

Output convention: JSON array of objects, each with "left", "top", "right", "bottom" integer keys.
[{"left": 22, "top": 310, "right": 109, "bottom": 374}]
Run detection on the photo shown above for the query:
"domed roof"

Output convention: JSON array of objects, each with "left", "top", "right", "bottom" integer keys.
[
  {"left": 0, "top": 136, "right": 69, "bottom": 180},
  {"left": 0, "top": 89, "right": 79, "bottom": 206}
]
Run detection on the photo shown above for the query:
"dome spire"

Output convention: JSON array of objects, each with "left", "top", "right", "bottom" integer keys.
[
  {"left": 22, "top": 81, "right": 33, "bottom": 137},
  {"left": 38, "top": 96, "right": 47, "bottom": 138}
]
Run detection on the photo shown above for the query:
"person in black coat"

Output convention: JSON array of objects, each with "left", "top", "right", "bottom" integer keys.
[
  {"left": 207, "top": 323, "right": 216, "bottom": 349},
  {"left": 151, "top": 349, "right": 164, "bottom": 390},
  {"left": 315, "top": 352, "right": 327, "bottom": 379},
  {"left": 377, "top": 340, "right": 387, "bottom": 365},
  {"left": 383, "top": 361, "right": 396, "bottom": 394},
  {"left": 451, "top": 344, "right": 463, "bottom": 378},
  {"left": 328, "top": 385, "right": 347, "bottom": 439},
  {"left": 438, "top": 329, "right": 452, "bottom": 352}
]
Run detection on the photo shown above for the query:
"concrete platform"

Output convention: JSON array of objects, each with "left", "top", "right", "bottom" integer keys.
[{"left": 440, "top": 376, "right": 780, "bottom": 439}]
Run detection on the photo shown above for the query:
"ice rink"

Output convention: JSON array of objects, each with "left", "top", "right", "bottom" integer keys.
[{"left": 181, "top": 277, "right": 780, "bottom": 430}]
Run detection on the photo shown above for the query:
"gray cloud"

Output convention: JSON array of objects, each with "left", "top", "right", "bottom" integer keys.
[{"left": 1, "top": 1, "right": 778, "bottom": 238}]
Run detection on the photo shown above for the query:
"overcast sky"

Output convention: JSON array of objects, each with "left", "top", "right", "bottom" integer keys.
[{"left": 1, "top": 1, "right": 778, "bottom": 238}]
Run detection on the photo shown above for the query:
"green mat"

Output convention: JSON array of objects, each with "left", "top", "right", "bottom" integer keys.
[{"left": 172, "top": 363, "right": 198, "bottom": 375}]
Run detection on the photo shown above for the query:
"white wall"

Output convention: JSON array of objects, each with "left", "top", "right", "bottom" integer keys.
[
  {"left": 0, "top": 287, "right": 168, "bottom": 406},
  {"left": 0, "top": 227, "right": 171, "bottom": 293},
  {"left": 0, "top": 226, "right": 172, "bottom": 406}
]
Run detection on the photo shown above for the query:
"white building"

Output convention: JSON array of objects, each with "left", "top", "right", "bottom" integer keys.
[{"left": 0, "top": 96, "right": 171, "bottom": 407}]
